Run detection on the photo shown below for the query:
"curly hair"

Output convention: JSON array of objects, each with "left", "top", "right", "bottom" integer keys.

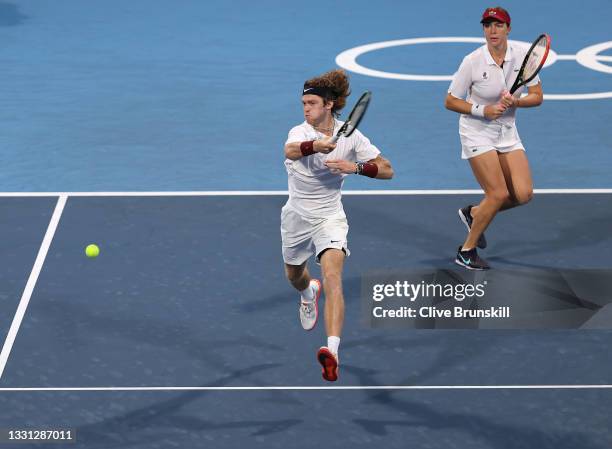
[{"left": 304, "top": 69, "right": 351, "bottom": 116}]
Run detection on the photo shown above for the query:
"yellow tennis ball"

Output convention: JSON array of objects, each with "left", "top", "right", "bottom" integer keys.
[{"left": 85, "top": 244, "right": 100, "bottom": 258}]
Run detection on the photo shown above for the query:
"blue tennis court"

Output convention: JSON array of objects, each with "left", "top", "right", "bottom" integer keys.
[{"left": 1, "top": 0, "right": 611, "bottom": 447}]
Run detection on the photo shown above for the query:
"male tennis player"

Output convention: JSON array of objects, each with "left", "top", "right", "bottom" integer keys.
[
  {"left": 282, "top": 69, "right": 393, "bottom": 381},
  {"left": 445, "top": 6, "right": 543, "bottom": 270}
]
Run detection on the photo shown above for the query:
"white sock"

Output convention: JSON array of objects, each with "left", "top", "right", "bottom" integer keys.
[
  {"left": 327, "top": 336, "right": 340, "bottom": 355},
  {"left": 300, "top": 282, "right": 314, "bottom": 302}
]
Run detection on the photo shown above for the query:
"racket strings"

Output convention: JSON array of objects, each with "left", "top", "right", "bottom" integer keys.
[
  {"left": 523, "top": 37, "right": 548, "bottom": 80},
  {"left": 344, "top": 103, "right": 367, "bottom": 133},
  {"left": 341, "top": 93, "right": 371, "bottom": 137}
]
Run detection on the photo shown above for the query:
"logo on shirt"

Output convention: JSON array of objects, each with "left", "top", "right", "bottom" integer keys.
[{"left": 482, "top": 71, "right": 489, "bottom": 80}]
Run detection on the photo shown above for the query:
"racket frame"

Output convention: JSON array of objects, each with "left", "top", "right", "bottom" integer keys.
[
  {"left": 330, "top": 91, "right": 372, "bottom": 143},
  {"left": 509, "top": 34, "right": 550, "bottom": 94}
]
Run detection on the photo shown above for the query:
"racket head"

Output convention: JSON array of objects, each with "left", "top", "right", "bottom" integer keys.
[
  {"left": 338, "top": 91, "right": 371, "bottom": 138},
  {"left": 510, "top": 34, "right": 550, "bottom": 94}
]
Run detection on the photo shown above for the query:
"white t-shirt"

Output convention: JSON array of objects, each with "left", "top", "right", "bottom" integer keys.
[
  {"left": 284, "top": 120, "right": 380, "bottom": 218},
  {"left": 448, "top": 44, "right": 541, "bottom": 147}
]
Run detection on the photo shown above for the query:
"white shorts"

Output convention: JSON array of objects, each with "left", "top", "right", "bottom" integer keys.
[
  {"left": 280, "top": 205, "right": 350, "bottom": 266},
  {"left": 460, "top": 122, "right": 525, "bottom": 159},
  {"left": 461, "top": 141, "right": 526, "bottom": 159}
]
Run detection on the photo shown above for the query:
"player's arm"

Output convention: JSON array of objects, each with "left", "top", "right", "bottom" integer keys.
[
  {"left": 366, "top": 155, "right": 393, "bottom": 179},
  {"left": 444, "top": 93, "right": 506, "bottom": 120},
  {"left": 324, "top": 155, "right": 394, "bottom": 180},
  {"left": 445, "top": 56, "right": 506, "bottom": 120},
  {"left": 284, "top": 137, "right": 337, "bottom": 160},
  {"left": 444, "top": 93, "right": 472, "bottom": 115}
]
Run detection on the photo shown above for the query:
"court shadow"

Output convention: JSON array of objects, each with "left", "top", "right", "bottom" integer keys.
[
  {"left": 0, "top": 2, "right": 27, "bottom": 26},
  {"left": 74, "top": 364, "right": 301, "bottom": 447},
  {"left": 341, "top": 331, "right": 515, "bottom": 385},
  {"left": 347, "top": 198, "right": 459, "bottom": 257},
  {"left": 490, "top": 208, "right": 612, "bottom": 263},
  {"left": 340, "top": 328, "right": 606, "bottom": 387},
  {"left": 352, "top": 397, "right": 605, "bottom": 449}
]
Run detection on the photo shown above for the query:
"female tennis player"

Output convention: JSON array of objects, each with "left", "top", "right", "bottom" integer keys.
[
  {"left": 445, "top": 6, "right": 543, "bottom": 270},
  {"left": 282, "top": 69, "right": 393, "bottom": 381}
]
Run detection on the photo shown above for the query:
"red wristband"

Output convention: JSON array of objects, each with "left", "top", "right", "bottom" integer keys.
[
  {"left": 300, "top": 141, "right": 315, "bottom": 156},
  {"left": 359, "top": 162, "right": 378, "bottom": 178}
]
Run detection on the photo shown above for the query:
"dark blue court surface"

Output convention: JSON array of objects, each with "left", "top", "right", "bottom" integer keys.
[
  {"left": 0, "top": 390, "right": 611, "bottom": 449},
  {"left": 0, "top": 198, "right": 56, "bottom": 348},
  {"left": 1, "top": 194, "right": 612, "bottom": 447}
]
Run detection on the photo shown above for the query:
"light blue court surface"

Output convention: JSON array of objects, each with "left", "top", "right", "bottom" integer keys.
[
  {"left": 0, "top": 0, "right": 610, "bottom": 191},
  {"left": 1, "top": 0, "right": 612, "bottom": 448}
]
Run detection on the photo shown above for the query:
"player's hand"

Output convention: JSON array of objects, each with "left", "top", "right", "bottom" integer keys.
[
  {"left": 484, "top": 103, "right": 507, "bottom": 120},
  {"left": 313, "top": 137, "right": 337, "bottom": 154},
  {"left": 325, "top": 159, "right": 357, "bottom": 175},
  {"left": 499, "top": 90, "right": 517, "bottom": 109}
]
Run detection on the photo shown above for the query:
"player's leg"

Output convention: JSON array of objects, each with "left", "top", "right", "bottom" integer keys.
[
  {"left": 312, "top": 213, "right": 349, "bottom": 381},
  {"left": 462, "top": 150, "right": 532, "bottom": 267},
  {"left": 319, "top": 248, "right": 345, "bottom": 340},
  {"left": 317, "top": 248, "right": 345, "bottom": 381},
  {"left": 457, "top": 151, "right": 509, "bottom": 270},
  {"left": 497, "top": 149, "right": 533, "bottom": 209},
  {"left": 471, "top": 148, "right": 532, "bottom": 216},
  {"left": 464, "top": 151, "right": 510, "bottom": 249},
  {"left": 281, "top": 207, "right": 322, "bottom": 330},
  {"left": 284, "top": 262, "right": 309, "bottom": 291},
  {"left": 284, "top": 262, "right": 322, "bottom": 331},
  {"left": 313, "top": 212, "right": 349, "bottom": 344}
]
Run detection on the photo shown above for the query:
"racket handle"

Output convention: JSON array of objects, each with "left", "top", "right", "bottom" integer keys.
[{"left": 330, "top": 135, "right": 339, "bottom": 144}]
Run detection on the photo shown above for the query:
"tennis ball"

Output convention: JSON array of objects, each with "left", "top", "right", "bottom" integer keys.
[{"left": 85, "top": 244, "right": 100, "bottom": 258}]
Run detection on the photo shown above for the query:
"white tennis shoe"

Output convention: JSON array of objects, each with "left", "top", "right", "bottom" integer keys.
[{"left": 299, "top": 279, "right": 321, "bottom": 331}]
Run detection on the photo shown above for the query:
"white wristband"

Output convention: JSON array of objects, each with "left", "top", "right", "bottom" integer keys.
[{"left": 471, "top": 103, "right": 485, "bottom": 117}]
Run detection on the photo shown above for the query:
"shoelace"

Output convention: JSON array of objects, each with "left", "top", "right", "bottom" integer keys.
[{"left": 301, "top": 302, "right": 314, "bottom": 316}]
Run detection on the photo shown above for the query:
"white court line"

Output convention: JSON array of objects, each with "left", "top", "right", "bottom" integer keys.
[
  {"left": 0, "top": 195, "right": 67, "bottom": 380},
  {"left": 0, "top": 385, "right": 611, "bottom": 392},
  {"left": 556, "top": 54, "right": 578, "bottom": 60},
  {"left": 0, "top": 189, "right": 611, "bottom": 197},
  {"left": 557, "top": 54, "right": 612, "bottom": 62}
]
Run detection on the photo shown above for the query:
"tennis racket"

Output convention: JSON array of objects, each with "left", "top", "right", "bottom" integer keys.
[
  {"left": 330, "top": 91, "right": 371, "bottom": 143},
  {"left": 509, "top": 34, "right": 550, "bottom": 94}
]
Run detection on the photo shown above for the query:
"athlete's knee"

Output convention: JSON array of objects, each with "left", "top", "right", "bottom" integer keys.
[
  {"left": 513, "top": 187, "right": 533, "bottom": 205},
  {"left": 323, "top": 270, "right": 342, "bottom": 285},
  {"left": 487, "top": 188, "right": 510, "bottom": 205},
  {"left": 284, "top": 263, "right": 306, "bottom": 283},
  {"left": 322, "top": 270, "right": 343, "bottom": 293}
]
